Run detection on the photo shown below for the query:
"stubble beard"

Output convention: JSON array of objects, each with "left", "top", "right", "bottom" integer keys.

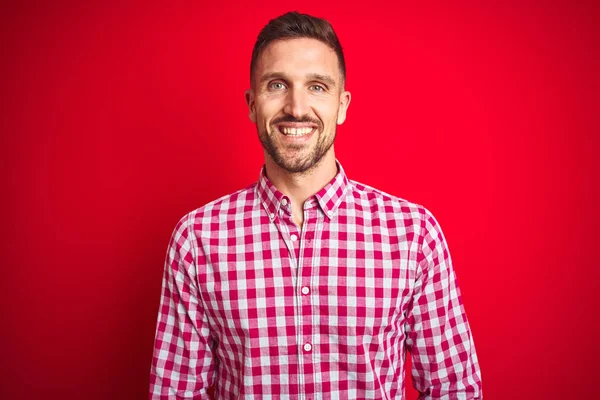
[{"left": 258, "top": 124, "right": 336, "bottom": 175}]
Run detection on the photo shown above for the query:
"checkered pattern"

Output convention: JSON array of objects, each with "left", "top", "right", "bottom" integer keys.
[{"left": 150, "top": 162, "right": 482, "bottom": 399}]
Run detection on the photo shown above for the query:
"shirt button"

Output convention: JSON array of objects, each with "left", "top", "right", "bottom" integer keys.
[
  {"left": 301, "top": 286, "right": 310, "bottom": 295},
  {"left": 291, "top": 234, "right": 298, "bottom": 242},
  {"left": 327, "top": 211, "right": 333, "bottom": 217},
  {"left": 268, "top": 212, "right": 275, "bottom": 220},
  {"left": 303, "top": 343, "right": 312, "bottom": 352},
  {"left": 281, "top": 198, "right": 288, "bottom": 206}
]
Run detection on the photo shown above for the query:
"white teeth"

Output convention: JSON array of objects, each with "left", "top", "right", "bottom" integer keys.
[{"left": 281, "top": 127, "right": 313, "bottom": 136}]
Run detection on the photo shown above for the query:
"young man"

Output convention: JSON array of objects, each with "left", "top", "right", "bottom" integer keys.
[{"left": 150, "top": 11, "right": 482, "bottom": 399}]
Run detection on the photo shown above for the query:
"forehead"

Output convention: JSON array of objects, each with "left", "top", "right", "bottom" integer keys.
[{"left": 255, "top": 38, "right": 340, "bottom": 82}]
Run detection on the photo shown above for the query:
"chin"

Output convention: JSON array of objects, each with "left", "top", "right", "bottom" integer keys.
[{"left": 278, "top": 153, "right": 324, "bottom": 174}]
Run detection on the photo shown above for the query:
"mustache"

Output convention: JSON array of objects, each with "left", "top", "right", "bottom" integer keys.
[{"left": 271, "top": 115, "right": 322, "bottom": 127}]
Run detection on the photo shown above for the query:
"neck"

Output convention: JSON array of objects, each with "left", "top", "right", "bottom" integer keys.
[{"left": 264, "top": 150, "right": 338, "bottom": 227}]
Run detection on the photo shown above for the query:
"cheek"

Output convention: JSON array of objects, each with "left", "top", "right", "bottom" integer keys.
[
  {"left": 316, "top": 102, "right": 339, "bottom": 125},
  {"left": 256, "top": 99, "right": 283, "bottom": 124}
]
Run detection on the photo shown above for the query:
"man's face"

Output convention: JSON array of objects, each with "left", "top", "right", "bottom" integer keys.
[{"left": 246, "top": 38, "right": 351, "bottom": 174}]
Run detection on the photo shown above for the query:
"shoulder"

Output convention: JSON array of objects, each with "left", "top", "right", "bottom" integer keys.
[
  {"left": 173, "top": 183, "right": 258, "bottom": 235},
  {"left": 348, "top": 179, "right": 428, "bottom": 219},
  {"left": 347, "top": 179, "right": 443, "bottom": 238}
]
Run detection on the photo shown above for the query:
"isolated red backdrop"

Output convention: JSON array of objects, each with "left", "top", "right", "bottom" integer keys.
[{"left": 1, "top": 1, "right": 598, "bottom": 399}]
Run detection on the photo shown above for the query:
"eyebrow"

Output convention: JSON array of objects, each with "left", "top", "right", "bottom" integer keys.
[{"left": 259, "top": 72, "right": 337, "bottom": 88}]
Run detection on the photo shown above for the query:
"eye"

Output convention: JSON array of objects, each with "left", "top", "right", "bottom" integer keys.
[
  {"left": 268, "top": 82, "right": 286, "bottom": 90},
  {"left": 310, "top": 84, "right": 326, "bottom": 92}
]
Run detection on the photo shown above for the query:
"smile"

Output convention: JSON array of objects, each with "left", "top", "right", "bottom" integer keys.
[{"left": 280, "top": 127, "right": 314, "bottom": 136}]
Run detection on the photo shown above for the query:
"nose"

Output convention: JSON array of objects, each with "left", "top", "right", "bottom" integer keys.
[{"left": 283, "top": 87, "right": 310, "bottom": 118}]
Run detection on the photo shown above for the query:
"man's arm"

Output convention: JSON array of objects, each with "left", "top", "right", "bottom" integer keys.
[
  {"left": 405, "top": 208, "right": 482, "bottom": 399},
  {"left": 149, "top": 215, "right": 216, "bottom": 399}
]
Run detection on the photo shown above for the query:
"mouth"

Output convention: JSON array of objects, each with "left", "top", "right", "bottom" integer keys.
[{"left": 275, "top": 123, "right": 318, "bottom": 137}]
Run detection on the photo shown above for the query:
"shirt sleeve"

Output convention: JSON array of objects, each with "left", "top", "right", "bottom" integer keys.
[
  {"left": 405, "top": 207, "right": 483, "bottom": 399},
  {"left": 149, "top": 215, "right": 216, "bottom": 399}
]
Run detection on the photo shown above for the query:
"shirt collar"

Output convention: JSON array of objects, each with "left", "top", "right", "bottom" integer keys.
[{"left": 256, "top": 160, "right": 350, "bottom": 221}]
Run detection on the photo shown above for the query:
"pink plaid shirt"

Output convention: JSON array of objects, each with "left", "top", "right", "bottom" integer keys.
[{"left": 150, "top": 162, "right": 482, "bottom": 399}]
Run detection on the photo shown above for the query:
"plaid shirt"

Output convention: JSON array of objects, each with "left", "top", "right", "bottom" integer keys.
[{"left": 150, "top": 162, "right": 482, "bottom": 399}]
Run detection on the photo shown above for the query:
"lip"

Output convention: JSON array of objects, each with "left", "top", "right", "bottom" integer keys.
[
  {"left": 276, "top": 122, "right": 318, "bottom": 128},
  {"left": 275, "top": 124, "right": 317, "bottom": 142}
]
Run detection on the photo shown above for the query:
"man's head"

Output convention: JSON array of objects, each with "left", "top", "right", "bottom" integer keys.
[
  {"left": 250, "top": 12, "right": 347, "bottom": 88},
  {"left": 246, "top": 12, "right": 351, "bottom": 174}
]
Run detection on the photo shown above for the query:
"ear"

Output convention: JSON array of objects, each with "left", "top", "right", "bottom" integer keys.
[
  {"left": 245, "top": 89, "right": 256, "bottom": 123},
  {"left": 336, "top": 90, "right": 352, "bottom": 125}
]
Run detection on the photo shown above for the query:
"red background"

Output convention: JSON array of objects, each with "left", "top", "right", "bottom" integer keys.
[{"left": 1, "top": 1, "right": 598, "bottom": 399}]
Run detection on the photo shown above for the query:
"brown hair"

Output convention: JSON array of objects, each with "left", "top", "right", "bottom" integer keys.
[{"left": 250, "top": 11, "right": 346, "bottom": 85}]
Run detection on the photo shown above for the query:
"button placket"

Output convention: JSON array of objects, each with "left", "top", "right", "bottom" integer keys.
[{"left": 296, "top": 205, "right": 317, "bottom": 397}]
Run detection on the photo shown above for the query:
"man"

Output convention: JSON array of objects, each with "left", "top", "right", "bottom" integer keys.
[{"left": 150, "top": 11, "right": 482, "bottom": 399}]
